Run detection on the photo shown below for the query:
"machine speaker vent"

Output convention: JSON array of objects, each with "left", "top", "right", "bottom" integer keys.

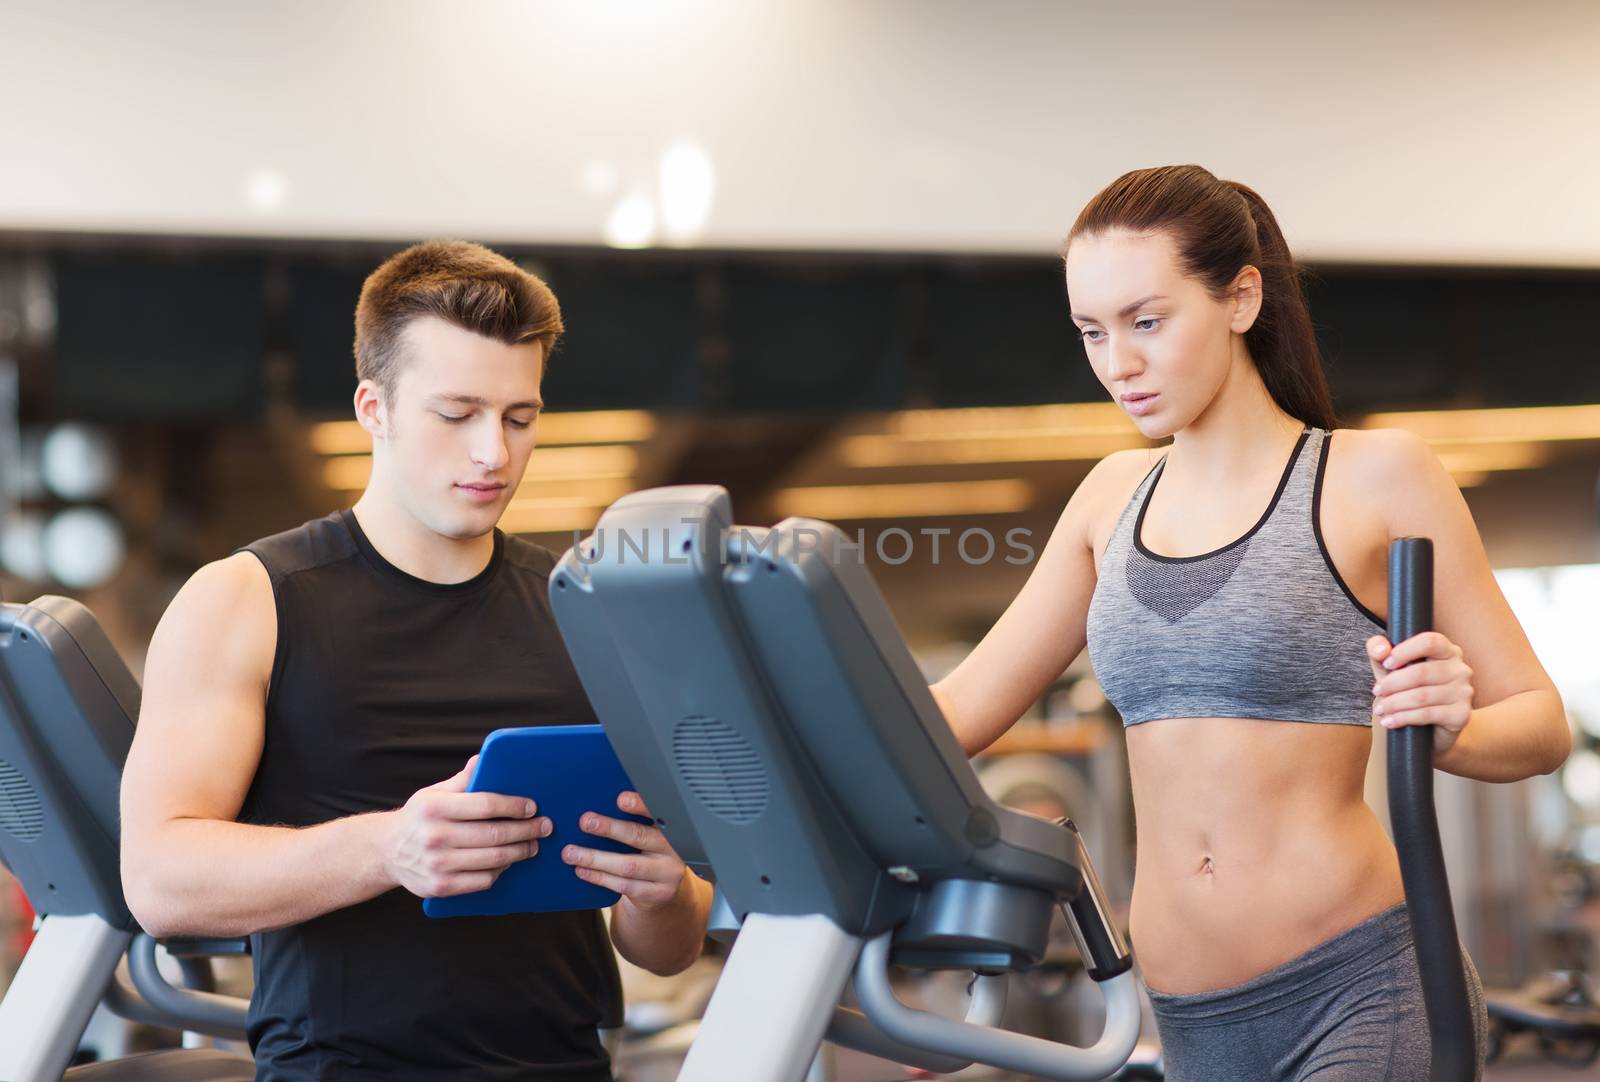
[
  {"left": 0, "top": 758, "right": 45, "bottom": 842},
  {"left": 673, "top": 716, "right": 769, "bottom": 824}
]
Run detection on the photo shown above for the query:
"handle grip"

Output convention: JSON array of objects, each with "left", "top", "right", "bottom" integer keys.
[
  {"left": 854, "top": 931, "right": 1141, "bottom": 1080},
  {"left": 1386, "top": 537, "right": 1476, "bottom": 1081}
]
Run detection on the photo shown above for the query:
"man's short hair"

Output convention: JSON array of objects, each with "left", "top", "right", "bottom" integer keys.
[{"left": 354, "top": 240, "right": 563, "bottom": 401}]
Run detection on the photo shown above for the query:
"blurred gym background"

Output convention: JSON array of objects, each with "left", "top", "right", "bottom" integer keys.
[{"left": 2, "top": 2, "right": 1598, "bottom": 1077}]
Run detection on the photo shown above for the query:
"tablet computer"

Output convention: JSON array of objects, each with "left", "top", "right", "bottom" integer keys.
[{"left": 422, "top": 724, "right": 651, "bottom": 918}]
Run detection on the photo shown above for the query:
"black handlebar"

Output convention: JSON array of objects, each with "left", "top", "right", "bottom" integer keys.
[{"left": 1386, "top": 537, "right": 1476, "bottom": 1081}]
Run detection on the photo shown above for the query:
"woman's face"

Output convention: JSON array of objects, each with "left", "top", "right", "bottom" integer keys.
[{"left": 1064, "top": 228, "right": 1257, "bottom": 440}]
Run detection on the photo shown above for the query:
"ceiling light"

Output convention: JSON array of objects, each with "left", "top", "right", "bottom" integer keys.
[
  {"left": 886, "top": 403, "right": 1132, "bottom": 437},
  {"left": 1364, "top": 404, "right": 1600, "bottom": 444},
  {"left": 524, "top": 445, "right": 639, "bottom": 478},
  {"left": 498, "top": 496, "right": 616, "bottom": 535},
  {"left": 42, "top": 508, "right": 125, "bottom": 590},
  {"left": 658, "top": 141, "right": 715, "bottom": 245},
  {"left": 840, "top": 431, "right": 1148, "bottom": 467},
  {"left": 539, "top": 410, "right": 657, "bottom": 444},
  {"left": 245, "top": 169, "right": 289, "bottom": 212},
  {"left": 1434, "top": 442, "right": 1552, "bottom": 475},
  {"left": 770, "top": 480, "right": 1034, "bottom": 520},
  {"left": 308, "top": 422, "right": 370, "bottom": 456},
  {"left": 604, "top": 191, "right": 657, "bottom": 249}
]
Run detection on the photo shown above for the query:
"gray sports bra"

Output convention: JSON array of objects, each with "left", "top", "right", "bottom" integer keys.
[{"left": 1085, "top": 427, "right": 1386, "bottom": 728}]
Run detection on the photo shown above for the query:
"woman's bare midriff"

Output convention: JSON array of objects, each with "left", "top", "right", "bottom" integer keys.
[{"left": 1124, "top": 715, "right": 1406, "bottom": 995}]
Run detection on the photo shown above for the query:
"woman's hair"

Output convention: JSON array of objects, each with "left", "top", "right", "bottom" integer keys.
[{"left": 1065, "top": 164, "right": 1336, "bottom": 431}]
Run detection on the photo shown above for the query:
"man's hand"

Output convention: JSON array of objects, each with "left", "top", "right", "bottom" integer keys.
[
  {"left": 562, "top": 791, "right": 689, "bottom": 910},
  {"left": 382, "top": 756, "right": 552, "bottom": 898}
]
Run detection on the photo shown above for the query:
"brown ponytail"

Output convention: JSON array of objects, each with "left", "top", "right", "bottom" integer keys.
[{"left": 1066, "top": 165, "right": 1337, "bottom": 431}]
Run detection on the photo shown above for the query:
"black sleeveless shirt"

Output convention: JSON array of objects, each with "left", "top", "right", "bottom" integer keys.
[{"left": 239, "top": 510, "right": 619, "bottom": 1081}]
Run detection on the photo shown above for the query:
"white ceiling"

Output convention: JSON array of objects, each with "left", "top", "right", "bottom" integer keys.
[{"left": 2, "top": 0, "right": 1598, "bottom": 265}]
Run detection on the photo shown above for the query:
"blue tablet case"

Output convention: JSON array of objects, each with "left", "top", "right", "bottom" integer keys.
[{"left": 422, "top": 724, "right": 651, "bottom": 918}]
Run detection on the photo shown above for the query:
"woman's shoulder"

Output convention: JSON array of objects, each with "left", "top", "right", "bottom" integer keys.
[
  {"left": 1062, "top": 445, "right": 1168, "bottom": 557},
  {"left": 1079, "top": 445, "right": 1166, "bottom": 509},
  {"left": 1323, "top": 425, "right": 1461, "bottom": 533},
  {"left": 1326, "top": 425, "right": 1432, "bottom": 465},
  {"left": 1324, "top": 426, "right": 1444, "bottom": 489}
]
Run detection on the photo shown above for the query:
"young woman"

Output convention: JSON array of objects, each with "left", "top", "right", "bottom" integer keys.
[{"left": 929, "top": 165, "right": 1569, "bottom": 1080}]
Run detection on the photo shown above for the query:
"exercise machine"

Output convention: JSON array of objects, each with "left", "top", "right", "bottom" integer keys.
[
  {"left": 549, "top": 490, "right": 1482, "bottom": 1082},
  {"left": 549, "top": 486, "right": 1142, "bottom": 1081},
  {"left": 0, "top": 595, "right": 253, "bottom": 1081}
]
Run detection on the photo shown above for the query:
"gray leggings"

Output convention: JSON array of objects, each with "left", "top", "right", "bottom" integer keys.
[{"left": 1147, "top": 904, "right": 1487, "bottom": 1081}]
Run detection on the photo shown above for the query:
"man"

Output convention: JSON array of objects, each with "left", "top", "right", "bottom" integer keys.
[{"left": 121, "top": 241, "right": 713, "bottom": 1080}]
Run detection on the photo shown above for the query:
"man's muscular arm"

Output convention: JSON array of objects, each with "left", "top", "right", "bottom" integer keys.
[{"left": 120, "top": 554, "right": 548, "bottom": 937}]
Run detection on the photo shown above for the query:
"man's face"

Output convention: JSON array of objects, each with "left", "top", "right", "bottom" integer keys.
[{"left": 366, "top": 316, "right": 544, "bottom": 541}]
